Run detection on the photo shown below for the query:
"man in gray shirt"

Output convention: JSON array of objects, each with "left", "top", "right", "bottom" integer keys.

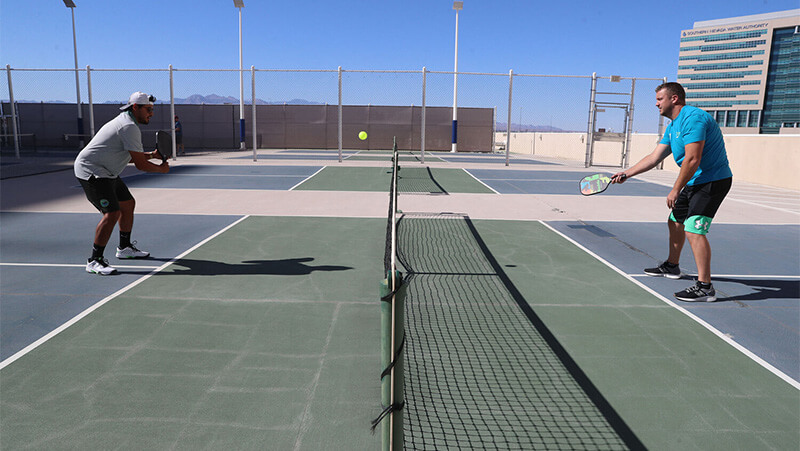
[{"left": 74, "top": 92, "right": 169, "bottom": 275}]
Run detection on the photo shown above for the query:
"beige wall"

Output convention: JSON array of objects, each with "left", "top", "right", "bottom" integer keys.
[{"left": 499, "top": 132, "right": 800, "bottom": 190}]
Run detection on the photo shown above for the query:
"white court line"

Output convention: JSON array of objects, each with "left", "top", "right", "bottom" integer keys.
[
  {"left": 0, "top": 262, "right": 160, "bottom": 270},
  {"left": 462, "top": 169, "right": 500, "bottom": 194},
  {"left": 631, "top": 273, "right": 800, "bottom": 280},
  {"left": 342, "top": 150, "right": 365, "bottom": 160},
  {"left": 288, "top": 167, "right": 326, "bottom": 191},
  {"left": 161, "top": 173, "right": 316, "bottom": 178},
  {"left": 636, "top": 177, "right": 800, "bottom": 215},
  {"left": 476, "top": 178, "right": 576, "bottom": 183},
  {"left": 0, "top": 215, "right": 250, "bottom": 371},
  {"left": 539, "top": 219, "right": 800, "bottom": 390},
  {"left": 725, "top": 197, "right": 800, "bottom": 215}
]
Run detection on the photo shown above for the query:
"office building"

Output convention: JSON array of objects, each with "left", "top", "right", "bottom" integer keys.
[{"left": 677, "top": 9, "right": 799, "bottom": 134}]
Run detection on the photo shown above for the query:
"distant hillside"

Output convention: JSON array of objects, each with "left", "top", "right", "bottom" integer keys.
[
  {"left": 89, "top": 94, "right": 325, "bottom": 105},
  {"left": 173, "top": 94, "right": 324, "bottom": 105}
]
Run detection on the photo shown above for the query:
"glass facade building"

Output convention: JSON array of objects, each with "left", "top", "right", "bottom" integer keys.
[{"left": 677, "top": 10, "right": 799, "bottom": 134}]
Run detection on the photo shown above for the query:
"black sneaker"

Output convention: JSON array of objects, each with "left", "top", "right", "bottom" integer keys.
[
  {"left": 674, "top": 282, "right": 717, "bottom": 302},
  {"left": 644, "top": 262, "right": 682, "bottom": 279}
]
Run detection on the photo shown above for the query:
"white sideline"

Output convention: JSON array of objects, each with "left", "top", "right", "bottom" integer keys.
[
  {"left": 539, "top": 220, "right": 800, "bottom": 390},
  {"left": 0, "top": 215, "right": 250, "bottom": 371}
]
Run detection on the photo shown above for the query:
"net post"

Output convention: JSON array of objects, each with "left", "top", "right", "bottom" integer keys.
[
  {"left": 375, "top": 136, "right": 403, "bottom": 451},
  {"left": 379, "top": 275, "right": 393, "bottom": 448},
  {"left": 391, "top": 271, "right": 405, "bottom": 451},
  {"left": 379, "top": 270, "right": 405, "bottom": 451}
]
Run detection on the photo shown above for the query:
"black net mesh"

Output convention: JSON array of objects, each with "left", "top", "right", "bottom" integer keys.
[{"left": 397, "top": 213, "right": 641, "bottom": 450}]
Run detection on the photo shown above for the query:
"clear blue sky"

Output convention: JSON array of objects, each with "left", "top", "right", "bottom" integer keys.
[
  {"left": 1, "top": 0, "right": 797, "bottom": 132},
  {"left": 3, "top": 0, "right": 796, "bottom": 75}
]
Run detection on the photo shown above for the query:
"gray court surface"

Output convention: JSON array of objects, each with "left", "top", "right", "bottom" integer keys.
[
  {"left": 1, "top": 149, "right": 798, "bottom": 449},
  {"left": 549, "top": 220, "right": 800, "bottom": 381},
  {"left": 468, "top": 168, "right": 672, "bottom": 195},
  {"left": 441, "top": 155, "right": 559, "bottom": 165},
  {"left": 122, "top": 165, "right": 322, "bottom": 190},
  {"left": 0, "top": 212, "right": 243, "bottom": 360}
]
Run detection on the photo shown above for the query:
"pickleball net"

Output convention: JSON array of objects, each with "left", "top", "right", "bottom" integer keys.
[
  {"left": 374, "top": 138, "right": 405, "bottom": 449},
  {"left": 395, "top": 213, "right": 642, "bottom": 450}
]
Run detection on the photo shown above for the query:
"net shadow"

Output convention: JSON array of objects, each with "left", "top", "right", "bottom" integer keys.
[
  {"left": 398, "top": 167, "right": 448, "bottom": 195},
  {"left": 396, "top": 213, "right": 644, "bottom": 450}
]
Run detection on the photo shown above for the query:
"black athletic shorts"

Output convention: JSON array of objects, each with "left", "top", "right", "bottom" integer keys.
[
  {"left": 670, "top": 177, "right": 732, "bottom": 235},
  {"left": 77, "top": 176, "right": 134, "bottom": 213}
]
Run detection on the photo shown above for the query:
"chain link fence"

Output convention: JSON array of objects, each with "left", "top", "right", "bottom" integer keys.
[{"left": 1, "top": 66, "right": 666, "bottom": 157}]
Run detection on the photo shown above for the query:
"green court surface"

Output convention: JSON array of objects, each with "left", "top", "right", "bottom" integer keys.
[
  {"left": 1, "top": 216, "right": 385, "bottom": 450},
  {"left": 294, "top": 166, "right": 494, "bottom": 194},
  {"left": 469, "top": 220, "right": 798, "bottom": 449},
  {"left": 346, "top": 154, "right": 444, "bottom": 163},
  {"left": 1, "top": 216, "right": 797, "bottom": 449}
]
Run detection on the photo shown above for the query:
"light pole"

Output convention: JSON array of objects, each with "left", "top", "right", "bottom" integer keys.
[
  {"left": 63, "top": 0, "right": 83, "bottom": 147},
  {"left": 451, "top": 1, "right": 463, "bottom": 153},
  {"left": 233, "top": 0, "right": 245, "bottom": 149}
]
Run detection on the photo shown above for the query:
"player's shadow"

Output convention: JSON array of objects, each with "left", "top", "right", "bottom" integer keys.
[
  {"left": 145, "top": 257, "right": 352, "bottom": 276},
  {"left": 713, "top": 277, "right": 799, "bottom": 302}
]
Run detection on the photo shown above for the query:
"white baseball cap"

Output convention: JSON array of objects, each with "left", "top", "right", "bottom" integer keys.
[{"left": 120, "top": 91, "right": 155, "bottom": 110}]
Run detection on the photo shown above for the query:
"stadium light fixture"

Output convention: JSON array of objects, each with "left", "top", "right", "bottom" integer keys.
[
  {"left": 63, "top": 0, "right": 84, "bottom": 146},
  {"left": 233, "top": 0, "right": 245, "bottom": 148},
  {"left": 451, "top": 1, "right": 463, "bottom": 152}
]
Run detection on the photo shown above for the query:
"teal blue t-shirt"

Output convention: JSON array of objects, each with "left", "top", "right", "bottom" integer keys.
[{"left": 659, "top": 105, "right": 732, "bottom": 185}]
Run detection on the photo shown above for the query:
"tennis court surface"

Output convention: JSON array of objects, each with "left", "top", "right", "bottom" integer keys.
[{"left": 1, "top": 148, "right": 798, "bottom": 449}]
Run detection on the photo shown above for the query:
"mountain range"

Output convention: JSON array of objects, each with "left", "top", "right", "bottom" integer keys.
[{"left": 172, "top": 94, "right": 323, "bottom": 105}]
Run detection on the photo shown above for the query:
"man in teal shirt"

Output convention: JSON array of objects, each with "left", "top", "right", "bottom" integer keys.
[{"left": 612, "top": 82, "right": 732, "bottom": 302}]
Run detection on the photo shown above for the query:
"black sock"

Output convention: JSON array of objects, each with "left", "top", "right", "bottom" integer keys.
[
  {"left": 664, "top": 261, "right": 679, "bottom": 268},
  {"left": 91, "top": 243, "right": 105, "bottom": 261},
  {"left": 120, "top": 231, "right": 132, "bottom": 249},
  {"left": 698, "top": 281, "right": 712, "bottom": 288}
]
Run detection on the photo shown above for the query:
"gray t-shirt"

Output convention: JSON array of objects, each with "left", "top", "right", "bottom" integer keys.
[{"left": 74, "top": 111, "right": 144, "bottom": 180}]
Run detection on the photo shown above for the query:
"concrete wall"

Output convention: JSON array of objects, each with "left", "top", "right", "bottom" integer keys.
[
  {"left": 499, "top": 131, "right": 800, "bottom": 190},
  {"left": 2, "top": 103, "right": 492, "bottom": 152}
]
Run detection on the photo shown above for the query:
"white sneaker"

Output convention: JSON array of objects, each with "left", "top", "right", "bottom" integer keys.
[
  {"left": 86, "top": 258, "right": 118, "bottom": 275},
  {"left": 116, "top": 241, "right": 150, "bottom": 259}
]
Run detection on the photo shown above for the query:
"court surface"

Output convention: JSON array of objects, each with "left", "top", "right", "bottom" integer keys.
[{"left": 1, "top": 148, "right": 798, "bottom": 449}]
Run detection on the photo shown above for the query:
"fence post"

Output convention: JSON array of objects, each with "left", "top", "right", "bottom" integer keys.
[
  {"left": 338, "top": 66, "right": 343, "bottom": 163},
  {"left": 168, "top": 65, "right": 176, "bottom": 160},
  {"left": 86, "top": 65, "right": 95, "bottom": 138},
  {"left": 505, "top": 69, "right": 513, "bottom": 167},
  {"left": 420, "top": 67, "right": 426, "bottom": 164},
  {"left": 623, "top": 78, "right": 636, "bottom": 168},
  {"left": 251, "top": 66, "right": 257, "bottom": 161},
  {"left": 656, "top": 76, "right": 668, "bottom": 170},
  {"left": 6, "top": 65, "right": 19, "bottom": 159},
  {"left": 492, "top": 106, "right": 497, "bottom": 153},
  {"left": 585, "top": 72, "right": 598, "bottom": 168}
]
